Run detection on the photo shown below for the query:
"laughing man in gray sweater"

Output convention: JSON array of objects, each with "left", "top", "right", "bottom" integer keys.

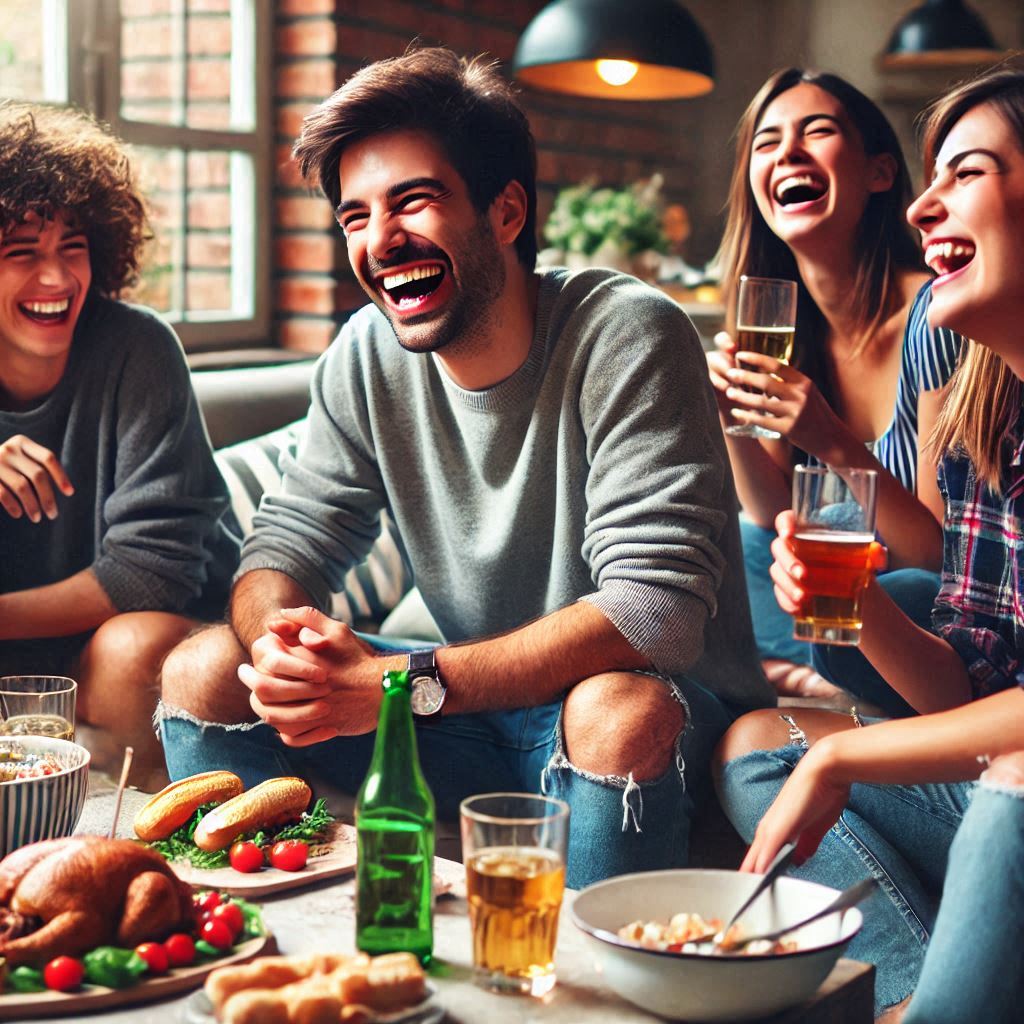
[{"left": 160, "top": 47, "right": 772, "bottom": 888}]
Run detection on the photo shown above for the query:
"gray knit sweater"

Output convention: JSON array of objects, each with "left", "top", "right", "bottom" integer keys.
[
  {"left": 241, "top": 268, "right": 771, "bottom": 709},
  {"left": 0, "top": 295, "right": 239, "bottom": 667}
]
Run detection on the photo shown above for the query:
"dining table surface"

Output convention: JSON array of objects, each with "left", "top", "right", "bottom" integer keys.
[{"left": 21, "top": 783, "right": 875, "bottom": 1024}]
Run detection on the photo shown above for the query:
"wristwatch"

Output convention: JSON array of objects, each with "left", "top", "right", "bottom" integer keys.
[{"left": 407, "top": 648, "right": 447, "bottom": 717}]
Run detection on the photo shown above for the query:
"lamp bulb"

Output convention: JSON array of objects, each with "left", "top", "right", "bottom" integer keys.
[{"left": 595, "top": 59, "right": 639, "bottom": 87}]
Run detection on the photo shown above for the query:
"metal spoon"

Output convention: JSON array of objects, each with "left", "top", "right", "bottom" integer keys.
[
  {"left": 687, "top": 842, "right": 798, "bottom": 945},
  {"left": 719, "top": 842, "right": 799, "bottom": 940},
  {"left": 712, "top": 876, "right": 878, "bottom": 953}
]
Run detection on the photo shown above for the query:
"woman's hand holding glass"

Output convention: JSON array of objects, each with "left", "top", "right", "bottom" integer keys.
[
  {"left": 724, "top": 353, "right": 845, "bottom": 454},
  {"left": 769, "top": 509, "right": 888, "bottom": 626}
]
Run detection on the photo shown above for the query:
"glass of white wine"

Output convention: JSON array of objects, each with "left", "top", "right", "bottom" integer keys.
[
  {"left": 0, "top": 676, "right": 77, "bottom": 741},
  {"left": 725, "top": 275, "right": 798, "bottom": 440}
]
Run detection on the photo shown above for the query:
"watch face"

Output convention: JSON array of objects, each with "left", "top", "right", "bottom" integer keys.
[{"left": 410, "top": 674, "right": 446, "bottom": 716}]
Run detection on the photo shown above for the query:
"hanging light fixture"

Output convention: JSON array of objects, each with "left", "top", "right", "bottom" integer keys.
[
  {"left": 880, "top": 0, "right": 1003, "bottom": 69},
  {"left": 512, "top": 0, "right": 714, "bottom": 101}
]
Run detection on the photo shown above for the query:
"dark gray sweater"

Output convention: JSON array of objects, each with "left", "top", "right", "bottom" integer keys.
[
  {"left": 241, "top": 268, "right": 771, "bottom": 709},
  {"left": 0, "top": 295, "right": 238, "bottom": 668}
]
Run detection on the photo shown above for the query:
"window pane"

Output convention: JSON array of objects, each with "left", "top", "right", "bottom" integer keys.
[
  {"left": 120, "top": 0, "right": 252, "bottom": 131},
  {"left": 0, "top": 0, "right": 67, "bottom": 102},
  {"left": 129, "top": 145, "right": 253, "bottom": 321},
  {"left": 131, "top": 146, "right": 185, "bottom": 316}
]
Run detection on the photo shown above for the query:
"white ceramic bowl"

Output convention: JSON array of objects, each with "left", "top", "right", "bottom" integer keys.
[
  {"left": 0, "top": 736, "right": 90, "bottom": 858},
  {"left": 572, "top": 869, "right": 863, "bottom": 1022}
]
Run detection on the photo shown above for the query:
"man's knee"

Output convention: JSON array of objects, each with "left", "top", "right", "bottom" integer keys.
[
  {"left": 85, "top": 611, "right": 194, "bottom": 672},
  {"left": 563, "top": 672, "right": 684, "bottom": 780},
  {"left": 160, "top": 623, "right": 245, "bottom": 712}
]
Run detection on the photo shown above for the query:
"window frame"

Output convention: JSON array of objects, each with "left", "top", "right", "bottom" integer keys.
[{"left": 62, "top": 0, "right": 273, "bottom": 351}]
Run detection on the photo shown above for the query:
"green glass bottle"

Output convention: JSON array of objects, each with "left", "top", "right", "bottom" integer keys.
[{"left": 355, "top": 669, "right": 436, "bottom": 963}]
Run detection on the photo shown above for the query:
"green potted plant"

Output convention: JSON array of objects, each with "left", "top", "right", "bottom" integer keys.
[{"left": 542, "top": 175, "right": 667, "bottom": 278}]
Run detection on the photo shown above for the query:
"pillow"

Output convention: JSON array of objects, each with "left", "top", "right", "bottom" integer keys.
[{"left": 215, "top": 420, "right": 413, "bottom": 624}]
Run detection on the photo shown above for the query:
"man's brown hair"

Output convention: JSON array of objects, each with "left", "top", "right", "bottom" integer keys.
[
  {"left": 293, "top": 46, "right": 538, "bottom": 269},
  {"left": 0, "top": 102, "right": 149, "bottom": 297}
]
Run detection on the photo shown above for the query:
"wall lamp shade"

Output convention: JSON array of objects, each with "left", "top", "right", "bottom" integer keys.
[
  {"left": 881, "top": 0, "right": 1002, "bottom": 69},
  {"left": 512, "top": 0, "right": 714, "bottom": 100}
]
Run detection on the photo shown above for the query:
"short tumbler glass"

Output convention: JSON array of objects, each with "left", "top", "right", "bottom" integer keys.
[
  {"left": 791, "top": 466, "right": 878, "bottom": 646},
  {"left": 0, "top": 676, "right": 77, "bottom": 741},
  {"left": 460, "top": 792, "right": 570, "bottom": 997}
]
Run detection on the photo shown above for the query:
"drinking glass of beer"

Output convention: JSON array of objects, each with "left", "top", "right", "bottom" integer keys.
[
  {"left": 791, "top": 466, "right": 878, "bottom": 646},
  {"left": 460, "top": 792, "right": 569, "bottom": 997},
  {"left": 725, "top": 275, "right": 798, "bottom": 439},
  {"left": 0, "top": 676, "right": 77, "bottom": 740}
]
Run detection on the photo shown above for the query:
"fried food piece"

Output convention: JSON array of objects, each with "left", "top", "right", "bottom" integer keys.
[
  {"left": 205, "top": 952, "right": 355, "bottom": 1009},
  {"left": 338, "top": 952, "right": 426, "bottom": 1012},
  {"left": 207, "top": 951, "right": 425, "bottom": 1023}
]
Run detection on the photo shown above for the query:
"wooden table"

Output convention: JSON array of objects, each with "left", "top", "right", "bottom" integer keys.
[{"left": 41, "top": 788, "right": 874, "bottom": 1023}]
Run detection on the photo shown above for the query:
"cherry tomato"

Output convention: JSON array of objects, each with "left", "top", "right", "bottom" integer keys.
[
  {"left": 230, "top": 841, "right": 264, "bottom": 873},
  {"left": 268, "top": 839, "right": 309, "bottom": 872},
  {"left": 163, "top": 932, "right": 196, "bottom": 967},
  {"left": 194, "top": 890, "right": 222, "bottom": 914},
  {"left": 134, "top": 941, "right": 169, "bottom": 975},
  {"left": 44, "top": 955, "right": 84, "bottom": 992},
  {"left": 200, "top": 918, "right": 235, "bottom": 950},
  {"left": 211, "top": 901, "right": 245, "bottom": 939}
]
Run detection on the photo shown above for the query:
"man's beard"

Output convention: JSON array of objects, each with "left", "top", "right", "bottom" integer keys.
[{"left": 370, "top": 216, "right": 506, "bottom": 356}]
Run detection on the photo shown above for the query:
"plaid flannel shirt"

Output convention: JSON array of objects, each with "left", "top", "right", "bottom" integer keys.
[{"left": 933, "top": 413, "right": 1024, "bottom": 698}]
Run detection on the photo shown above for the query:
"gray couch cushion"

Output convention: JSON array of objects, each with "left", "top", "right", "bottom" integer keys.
[{"left": 214, "top": 420, "right": 413, "bottom": 625}]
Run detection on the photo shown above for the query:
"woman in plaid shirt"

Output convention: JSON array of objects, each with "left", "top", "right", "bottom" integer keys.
[{"left": 716, "top": 65, "right": 1024, "bottom": 1024}]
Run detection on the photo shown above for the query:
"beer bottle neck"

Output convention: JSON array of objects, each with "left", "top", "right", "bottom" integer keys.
[{"left": 361, "top": 671, "right": 434, "bottom": 817}]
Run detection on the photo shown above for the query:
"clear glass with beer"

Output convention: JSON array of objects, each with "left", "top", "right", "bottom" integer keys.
[
  {"left": 726, "top": 275, "right": 798, "bottom": 439},
  {"left": 460, "top": 792, "right": 569, "bottom": 997},
  {"left": 791, "top": 466, "right": 878, "bottom": 646}
]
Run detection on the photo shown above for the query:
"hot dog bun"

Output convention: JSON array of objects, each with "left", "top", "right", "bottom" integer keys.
[
  {"left": 193, "top": 777, "right": 313, "bottom": 852},
  {"left": 134, "top": 771, "right": 244, "bottom": 841}
]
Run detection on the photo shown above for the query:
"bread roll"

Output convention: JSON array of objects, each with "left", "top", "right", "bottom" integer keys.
[
  {"left": 133, "top": 772, "right": 244, "bottom": 841},
  {"left": 193, "top": 777, "right": 312, "bottom": 852}
]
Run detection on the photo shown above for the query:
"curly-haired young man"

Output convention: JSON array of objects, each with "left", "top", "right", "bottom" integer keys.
[{"left": 0, "top": 102, "right": 238, "bottom": 788}]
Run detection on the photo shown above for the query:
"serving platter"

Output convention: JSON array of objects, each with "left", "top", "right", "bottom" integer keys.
[
  {"left": 0, "top": 933, "right": 273, "bottom": 1020},
  {"left": 170, "top": 822, "right": 358, "bottom": 897}
]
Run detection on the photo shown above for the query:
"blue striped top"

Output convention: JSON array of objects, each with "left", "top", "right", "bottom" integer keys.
[{"left": 871, "top": 281, "right": 964, "bottom": 493}]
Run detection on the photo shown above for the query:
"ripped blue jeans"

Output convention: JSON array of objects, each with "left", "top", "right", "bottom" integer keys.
[
  {"left": 158, "top": 636, "right": 736, "bottom": 890},
  {"left": 720, "top": 743, "right": 1024, "bottom": 1019}
]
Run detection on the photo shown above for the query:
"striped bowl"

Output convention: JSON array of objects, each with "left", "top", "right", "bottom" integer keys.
[{"left": 0, "top": 737, "right": 90, "bottom": 858}]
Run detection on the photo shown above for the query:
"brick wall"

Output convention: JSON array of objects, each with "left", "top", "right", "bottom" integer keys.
[{"left": 273, "top": 1, "right": 706, "bottom": 353}]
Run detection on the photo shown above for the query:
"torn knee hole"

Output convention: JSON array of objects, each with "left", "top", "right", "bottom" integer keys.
[{"left": 981, "top": 751, "right": 1024, "bottom": 791}]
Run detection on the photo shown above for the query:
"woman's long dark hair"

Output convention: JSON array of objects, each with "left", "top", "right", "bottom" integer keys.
[{"left": 716, "top": 68, "right": 923, "bottom": 408}]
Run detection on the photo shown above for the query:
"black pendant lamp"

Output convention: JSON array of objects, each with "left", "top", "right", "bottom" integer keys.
[
  {"left": 881, "top": 0, "right": 1003, "bottom": 69},
  {"left": 512, "top": 0, "right": 714, "bottom": 101}
]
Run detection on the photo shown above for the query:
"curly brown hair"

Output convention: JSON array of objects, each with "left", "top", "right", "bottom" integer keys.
[{"left": 0, "top": 102, "right": 149, "bottom": 297}]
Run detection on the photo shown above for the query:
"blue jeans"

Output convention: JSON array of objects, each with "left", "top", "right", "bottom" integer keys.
[
  {"left": 902, "top": 778, "right": 1024, "bottom": 1023},
  {"left": 741, "top": 519, "right": 940, "bottom": 717},
  {"left": 159, "top": 636, "right": 737, "bottom": 890},
  {"left": 719, "top": 743, "right": 1024, "bottom": 1018}
]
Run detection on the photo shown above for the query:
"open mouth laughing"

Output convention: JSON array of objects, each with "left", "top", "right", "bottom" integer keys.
[
  {"left": 18, "top": 297, "right": 73, "bottom": 325},
  {"left": 924, "top": 239, "right": 975, "bottom": 279},
  {"left": 773, "top": 173, "right": 828, "bottom": 208},
  {"left": 376, "top": 262, "right": 447, "bottom": 313}
]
